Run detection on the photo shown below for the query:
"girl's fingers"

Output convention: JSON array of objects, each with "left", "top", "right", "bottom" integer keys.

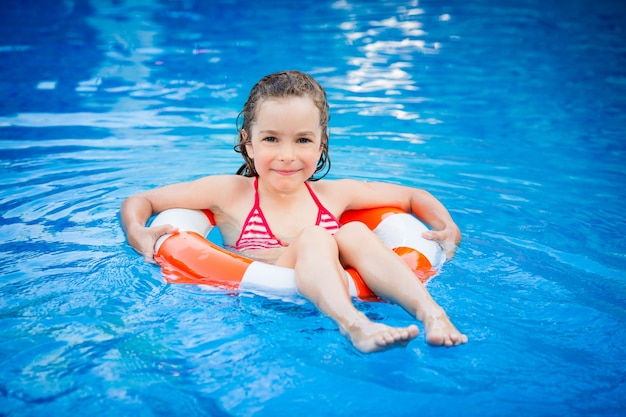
[
  {"left": 152, "top": 223, "right": 178, "bottom": 239},
  {"left": 422, "top": 230, "right": 458, "bottom": 260},
  {"left": 131, "top": 224, "right": 179, "bottom": 262}
]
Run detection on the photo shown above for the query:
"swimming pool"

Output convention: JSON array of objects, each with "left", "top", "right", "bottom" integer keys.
[{"left": 1, "top": 0, "right": 625, "bottom": 415}]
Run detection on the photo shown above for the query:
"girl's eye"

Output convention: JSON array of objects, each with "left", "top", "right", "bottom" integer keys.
[
  {"left": 263, "top": 137, "right": 277, "bottom": 142},
  {"left": 297, "top": 137, "right": 312, "bottom": 143}
]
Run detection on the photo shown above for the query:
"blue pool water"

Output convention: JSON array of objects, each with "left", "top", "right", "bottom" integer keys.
[{"left": 1, "top": 0, "right": 625, "bottom": 416}]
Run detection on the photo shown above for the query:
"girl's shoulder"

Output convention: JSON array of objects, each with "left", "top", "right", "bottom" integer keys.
[
  {"left": 192, "top": 174, "right": 254, "bottom": 206},
  {"left": 309, "top": 178, "right": 364, "bottom": 209},
  {"left": 196, "top": 174, "right": 253, "bottom": 189},
  {"left": 198, "top": 175, "right": 256, "bottom": 218},
  {"left": 312, "top": 178, "right": 412, "bottom": 211},
  {"left": 312, "top": 178, "right": 366, "bottom": 193}
]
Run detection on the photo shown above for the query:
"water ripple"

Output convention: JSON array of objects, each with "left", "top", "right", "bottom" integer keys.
[{"left": 1, "top": 0, "right": 625, "bottom": 415}]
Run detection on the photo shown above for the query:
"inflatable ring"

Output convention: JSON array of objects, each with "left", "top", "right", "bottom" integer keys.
[{"left": 151, "top": 207, "right": 445, "bottom": 301}]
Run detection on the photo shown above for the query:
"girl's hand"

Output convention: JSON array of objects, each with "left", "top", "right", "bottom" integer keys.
[
  {"left": 128, "top": 223, "right": 178, "bottom": 263},
  {"left": 422, "top": 226, "right": 461, "bottom": 260}
]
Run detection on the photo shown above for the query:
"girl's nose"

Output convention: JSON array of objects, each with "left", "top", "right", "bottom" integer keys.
[{"left": 278, "top": 143, "right": 295, "bottom": 161}]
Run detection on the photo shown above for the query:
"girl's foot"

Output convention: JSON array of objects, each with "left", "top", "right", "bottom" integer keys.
[
  {"left": 423, "top": 314, "right": 468, "bottom": 347},
  {"left": 341, "top": 318, "right": 419, "bottom": 353}
]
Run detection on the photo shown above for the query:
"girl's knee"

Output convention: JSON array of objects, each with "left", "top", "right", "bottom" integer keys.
[
  {"left": 335, "top": 222, "right": 383, "bottom": 262},
  {"left": 296, "top": 225, "right": 339, "bottom": 252},
  {"left": 276, "top": 226, "right": 337, "bottom": 268},
  {"left": 336, "top": 221, "right": 374, "bottom": 241}
]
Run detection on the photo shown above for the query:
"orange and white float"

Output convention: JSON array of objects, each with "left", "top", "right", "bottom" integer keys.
[{"left": 151, "top": 207, "right": 445, "bottom": 301}]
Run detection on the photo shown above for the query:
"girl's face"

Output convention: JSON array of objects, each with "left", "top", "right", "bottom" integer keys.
[{"left": 246, "top": 96, "right": 324, "bottom": 190}]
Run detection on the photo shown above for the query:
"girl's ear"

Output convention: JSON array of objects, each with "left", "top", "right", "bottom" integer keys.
[
  {"left": 242, "top": 129, "right": 254, "bottom": 158},
  {"left": 321, "top": 133, "right": 329, "bottom": 151}
]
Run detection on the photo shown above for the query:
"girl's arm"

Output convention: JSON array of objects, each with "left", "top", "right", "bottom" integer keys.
[
  {"left": 405, "top": 187, "right": 461, "bottom": 259},
  {"left": 120, "top": 193, "right": 178, "bottom": 261},
  {"left": 120, "top": 175, "right": 238, "bottom": 260},
  {"left": 335, "top": 179, "right": 461, "bottom": 259}
]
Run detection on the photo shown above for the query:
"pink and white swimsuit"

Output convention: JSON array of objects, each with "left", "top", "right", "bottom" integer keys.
[{"left": 226, "top": 177, "right": 340, "bottom": 252}]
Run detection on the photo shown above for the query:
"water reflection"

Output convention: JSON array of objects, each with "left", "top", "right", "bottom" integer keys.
[
  {"left": 0, "top": 0, "right": 101, "bottom": 115},
  {"left": 1, "top": 1, "right": 626, "bottom": 416},
  {"left": 329, "top": 0, "right": 451, "bottom": 124}
]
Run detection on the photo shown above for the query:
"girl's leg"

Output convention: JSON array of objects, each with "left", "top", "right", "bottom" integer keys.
[
  {"left": 335, "top": 222, "right": 468, "bottom": 347},
  {"left": 275, "top": 226, "right": 418, "bottom": 353}
]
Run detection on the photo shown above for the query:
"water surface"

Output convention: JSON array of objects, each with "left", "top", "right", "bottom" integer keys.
[{"left": 1, "top": 0, "right": 625, "bottom": 416}]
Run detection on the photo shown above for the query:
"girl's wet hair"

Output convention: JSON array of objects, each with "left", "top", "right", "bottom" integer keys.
[{"left": 234, "top": 70, "right": 331, "bottom": 180}]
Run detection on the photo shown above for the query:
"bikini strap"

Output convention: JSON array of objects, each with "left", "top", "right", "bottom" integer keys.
[
  {"left": 304, "top": 182, "right": 341, "bottom": 231},
  {"left": 253, "top": 176, "right": 260, "bottom": 206},
  {"left": 304, "top": 181, "right": 323, "bottom": 209}
]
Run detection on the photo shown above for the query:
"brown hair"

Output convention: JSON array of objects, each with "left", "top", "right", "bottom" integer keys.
[{"left": 234, "top": 70, "right": 331, "bottom": 180}]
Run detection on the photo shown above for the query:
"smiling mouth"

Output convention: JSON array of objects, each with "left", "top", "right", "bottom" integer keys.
[{"left": 273, "top": 169, "right": 299, "bottom": 176}]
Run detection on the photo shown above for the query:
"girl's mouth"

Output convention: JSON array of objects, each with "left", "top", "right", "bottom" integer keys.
[{"left": 273, "top": 169, "right": 299, "bottom": 176}]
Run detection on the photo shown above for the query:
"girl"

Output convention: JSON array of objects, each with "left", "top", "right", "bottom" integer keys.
[{"left": 121, "top": 70, "right": 468, "bottom": 353}]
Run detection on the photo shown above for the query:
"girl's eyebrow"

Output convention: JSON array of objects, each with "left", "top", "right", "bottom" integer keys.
[
  {"left": 259, "top": 129, "right": 317, "bottom": 136},
  {"left": 258, "top": 129, "right": 280, "bottom": 136}
]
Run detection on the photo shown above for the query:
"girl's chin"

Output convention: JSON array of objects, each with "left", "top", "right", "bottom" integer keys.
[{"left": 262, "top": 171, "right": 312, "bottom": 189}]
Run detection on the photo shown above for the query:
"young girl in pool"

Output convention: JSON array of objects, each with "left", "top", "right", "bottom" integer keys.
[{"left": 121, "top": 70, "right": 468, "bottom": 353}]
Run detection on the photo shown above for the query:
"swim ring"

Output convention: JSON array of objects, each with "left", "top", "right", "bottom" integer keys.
[{"left": 151, "top": 207, "right": 445, "bottom": 300}]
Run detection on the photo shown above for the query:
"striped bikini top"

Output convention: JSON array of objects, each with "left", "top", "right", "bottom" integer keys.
[{"left": 227, "top": 177, "right": 340, "bottom": 252}]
